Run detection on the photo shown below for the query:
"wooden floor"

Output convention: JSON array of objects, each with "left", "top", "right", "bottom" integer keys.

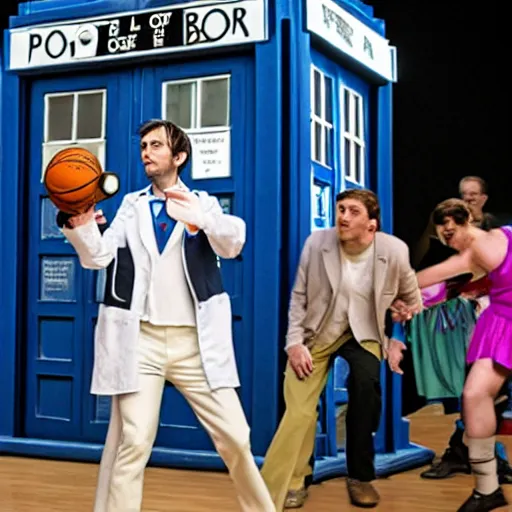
[{"left": 1, "top": 405, "right": 511, "bottom": 511}]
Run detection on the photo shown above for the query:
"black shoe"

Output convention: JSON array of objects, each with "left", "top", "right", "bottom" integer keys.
[
  {"left": 457, "top": 487, "right": 508, "bottom": 512},
  {"left": 420, "top": 447, "right": 471, "bottom": 479},
  {"left": 497, "top": 455, "right": 512, "bottom": 485}
]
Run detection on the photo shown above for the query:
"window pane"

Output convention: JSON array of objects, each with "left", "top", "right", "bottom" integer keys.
[
  {"left": 314, "top": 70, "right": 321, "bottom": 117},
  {"left": 325, "top": 126, "right": 333, "bottom": 168},
  {"left": 355, "top": 143, "right": 362, "bottom": 183},
  {"left": 165, "top": 82, "right": 194, "bottom": 129},
  {"left": 77, "top": 92, "right": 104, "bottom": 139},
  {"left": 324, "top": 76, "right": 333, "bottom": 124},
  {"left": 314, "top": 122, "right": 322, "bottom": 162},
  {"left": 41, "top": 198, "right": 64, "bottom": 240},
  {"left": 201, "top": 78, "right": 229, "bottom": 127},
  {"left": 344, "top": 138, "right": 351, "bottom": 177},
  {"left": 354, "top": 95, "right": 361, "bottom": 138},
  {"left": 47, "top": 95, "right": 73, "bottom": 141},
  {"left": 343, "top": 89, "right": 351, "bottom": 134}
]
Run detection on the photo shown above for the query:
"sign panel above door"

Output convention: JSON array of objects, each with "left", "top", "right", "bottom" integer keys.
[{"left": 8, "top": 0, "right": 268, "bottom": 71}]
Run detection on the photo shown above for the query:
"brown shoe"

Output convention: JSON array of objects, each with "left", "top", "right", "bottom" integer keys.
[
  {"left": 284, "top": 487, "right": 308, "bottom": 509},
  {"left": 346, "top": 478, "right": 380, "bottom": 508}
]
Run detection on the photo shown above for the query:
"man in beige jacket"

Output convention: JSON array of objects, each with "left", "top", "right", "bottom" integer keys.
[{"left": 261, "top": 189, "right": 422, "bottom": 509}]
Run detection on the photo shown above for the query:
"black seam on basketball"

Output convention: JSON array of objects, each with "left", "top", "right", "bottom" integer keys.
[
  {"left": 46, "top": 158, "right": 101, "bottom": 176},
  {"left": 47, "top": 152, "right": 99, "bottom": 165},
  {"left": 49, "top": 174, "right": 100, "bottom": 195}
]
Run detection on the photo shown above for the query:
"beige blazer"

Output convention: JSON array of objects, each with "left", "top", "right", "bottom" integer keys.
[{"left": 286, "top": 228, "right": 422, "bottom": 355}]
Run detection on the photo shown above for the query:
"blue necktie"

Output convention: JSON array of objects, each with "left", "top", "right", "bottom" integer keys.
[{"left": 150, "top": 200, "right": 176, "bottom": 254}]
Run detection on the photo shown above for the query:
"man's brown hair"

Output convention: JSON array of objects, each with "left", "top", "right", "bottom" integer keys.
[
  {"left": 139, "top": 119, "right": 191, "bottom": 174},
  {"left": 336, "top": 189, "right": 381, "bottom": 230}
]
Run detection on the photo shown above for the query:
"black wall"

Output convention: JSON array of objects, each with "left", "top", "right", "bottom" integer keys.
[{"left": 370, "top": 0, "right": 509, "bottom": 248}]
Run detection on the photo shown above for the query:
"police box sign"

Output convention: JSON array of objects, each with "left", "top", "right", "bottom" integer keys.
[
  {"left": 8, "top": 0, "right": 267, "bottom": 71},
  {"left": 306, "top": 0, "right": 396, "bottom": 82}
]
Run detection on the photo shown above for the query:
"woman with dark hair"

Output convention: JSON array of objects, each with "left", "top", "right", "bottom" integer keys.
[
  {"left": 394, "top": 200, "right": 512, "bottom": 490},
  {"left": 417, "top": 199, "right": 512, "bottom": 511}
]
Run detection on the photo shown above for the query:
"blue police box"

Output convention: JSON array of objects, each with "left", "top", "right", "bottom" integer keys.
[{"left": 0, "top": 0, "right": 433, "bottom": 479}]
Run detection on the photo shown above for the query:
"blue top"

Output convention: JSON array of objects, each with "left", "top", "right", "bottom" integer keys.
[{"left": 148, "top": 187, "right": 176, "bottom": 254}]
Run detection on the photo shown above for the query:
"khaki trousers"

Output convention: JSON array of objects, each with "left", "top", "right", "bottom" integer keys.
[
  {"left": 261, "top": 335, "right": 381, "bottom": 511},
  {"left": 93, "top": 322, "right": 275, "bottom": 512}
]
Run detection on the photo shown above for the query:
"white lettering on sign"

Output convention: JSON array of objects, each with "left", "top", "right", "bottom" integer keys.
[
  {"left": 306, "top": 0, "right": 397, "bottom": 82},
  {"left": 130, "top": 16, "right": 141, "bottom": 32},
  {"left": 189, "top": 130, "right": 231, "bottom": 180},
  {"left": 8, "top": 0, "right": 268, "bottom": 71},
  {"left": 149, "top": 12, "right": 172, "bottom": 29},
  {"left": 108, "top": 33, "right": 138, "bottom": 54}
]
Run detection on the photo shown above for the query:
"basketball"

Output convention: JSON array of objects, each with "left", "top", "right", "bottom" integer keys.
[{"left": 44, "top": 147, "right": 119, "bottom": 214}]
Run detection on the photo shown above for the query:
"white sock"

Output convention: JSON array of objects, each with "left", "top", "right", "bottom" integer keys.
[{"left": 466, "top": 436, "right": 499, "bottom": 495}]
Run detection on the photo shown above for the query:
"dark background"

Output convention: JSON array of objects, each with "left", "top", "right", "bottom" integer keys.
[
  {"left": 2, "top": 1, "right": 509, "bottom": 250},
  {"left": 369, "top": 0, "right": 509, "bottom": 249}
]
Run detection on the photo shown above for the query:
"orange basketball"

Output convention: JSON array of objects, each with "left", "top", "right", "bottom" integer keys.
[{"left": 44, "top": 147, "right": 103, "bottom": 214}]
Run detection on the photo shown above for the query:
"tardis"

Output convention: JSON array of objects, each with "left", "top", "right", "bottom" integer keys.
[{"left": 0, "top": 0, "right": 434, "bottom": 479}]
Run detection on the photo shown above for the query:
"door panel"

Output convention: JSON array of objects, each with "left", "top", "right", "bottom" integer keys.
[
  {"left": 309, "top": 53, "right": 375, "bottom": 457},
  {"left": 140, "top": 57, "right": 253, "bottom": 450},
  {"left": 26, "top": 72, "right": 132, "bottom": 441}
]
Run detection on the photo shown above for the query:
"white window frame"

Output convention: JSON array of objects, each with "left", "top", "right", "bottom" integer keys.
[
  {"left": 161, "top": 74, "right": 231, "bottom": 134},
  {"left": 341, "top": 86, "right": 365, "bottom": 186},
  {"left": 42, "top": 89, "right": 107, "bottom": 179},
  {"left": 310, "top": 65, "right": 333, "bottom": 169}
]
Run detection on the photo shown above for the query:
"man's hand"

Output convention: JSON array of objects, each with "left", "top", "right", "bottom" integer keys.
[
  {"left": 66, "top": 206, "right": 96, "bottom": 228},
  {"left": 164, "top": 188, "right": 204, "bottom": 232},
  {"left": 388, "top": 339, "right": 407, "bottom": 375},
  {"left": 287, "top": 344, "right": 314, "bottom": 380},
  {"left": 94, "top": 209, "right": 107, "bottom": 225},
  {"left": 390, "top": 299, "right": 421, "bottom": 322}
]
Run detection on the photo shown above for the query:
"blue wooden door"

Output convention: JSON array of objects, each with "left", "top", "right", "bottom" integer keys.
[
  {"left": 309, "top": 50, "right": 378, "bottom": 458},
  {"left": 136, "top": 57, "right": 254, "bottom": 451},
  {"left": 25, "top": 72, "right": 133, "bottom": 442}
]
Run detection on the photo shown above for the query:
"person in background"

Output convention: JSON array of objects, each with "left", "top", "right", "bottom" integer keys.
[{"left": 459, "top": 176, "right": 499, "bottom": 230}]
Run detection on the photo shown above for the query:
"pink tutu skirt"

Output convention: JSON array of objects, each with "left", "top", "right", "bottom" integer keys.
[{"left": 467, "top": 305, "right": 512, "bottom": 369}]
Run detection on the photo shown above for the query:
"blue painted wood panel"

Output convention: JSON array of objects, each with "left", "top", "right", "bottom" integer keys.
[{"left": 26, "top": 71, "right": 132, "bottom": 441}]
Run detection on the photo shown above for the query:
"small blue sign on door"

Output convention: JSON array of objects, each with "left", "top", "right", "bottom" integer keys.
[
  {"left": 311, "top": 181, "right": 331, "bottom": 231},
  {"left": 40, "top": 256, "right": 76, "bottom": 302}
]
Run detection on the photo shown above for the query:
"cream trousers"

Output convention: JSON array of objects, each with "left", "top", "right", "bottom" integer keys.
[{"left": 93, "top": 322, "right": 274, "bottom": 512}]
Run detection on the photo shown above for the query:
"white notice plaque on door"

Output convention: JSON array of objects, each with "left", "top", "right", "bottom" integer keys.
[{"left": 189, "top": 129, "right": 231, "bottom": 180}]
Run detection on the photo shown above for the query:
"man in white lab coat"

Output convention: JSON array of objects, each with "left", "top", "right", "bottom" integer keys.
[{"left": 59, "top": 119, "right": 274, "bottom": 512}]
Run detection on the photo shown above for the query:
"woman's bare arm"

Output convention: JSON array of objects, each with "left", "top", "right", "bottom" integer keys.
[{"left": 416, "top": 251, "right": 475, "bottom": 289}]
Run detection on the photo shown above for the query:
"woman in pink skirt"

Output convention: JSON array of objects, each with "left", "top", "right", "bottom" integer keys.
[{"left": 417, "top": 199, "right": 512, "bottom": 512}]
